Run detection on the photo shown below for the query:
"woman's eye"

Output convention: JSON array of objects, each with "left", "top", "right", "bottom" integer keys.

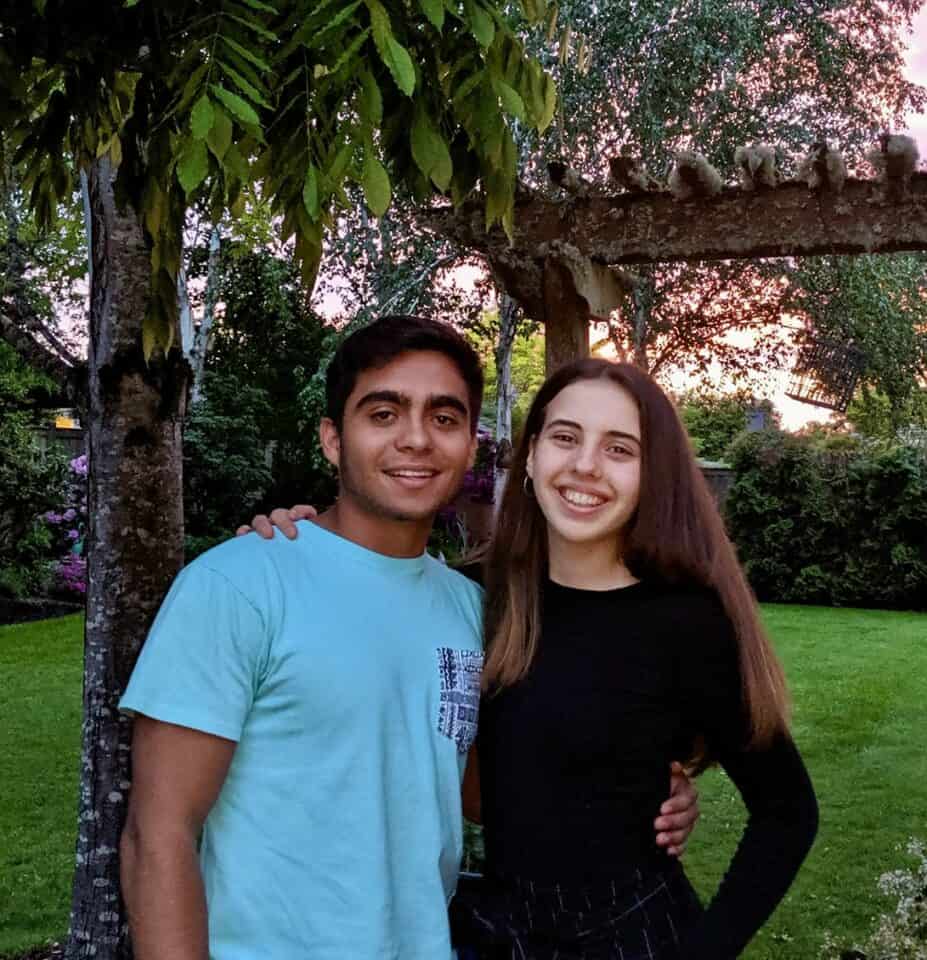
[
  {"left": 552, "top": 433, "right": 576, "bottom": 444},
  {"left": 608, "top": 444, "right": 633, "bottom": 457}
]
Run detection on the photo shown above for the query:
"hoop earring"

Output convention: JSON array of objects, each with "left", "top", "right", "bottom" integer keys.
[{"left": 522, "top": 475, "right": 534, "bottom": 497}]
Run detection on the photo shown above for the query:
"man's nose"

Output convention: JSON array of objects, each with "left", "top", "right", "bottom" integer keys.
[{"left": 395, "top": 415, "right": 432, "bottom": 451}]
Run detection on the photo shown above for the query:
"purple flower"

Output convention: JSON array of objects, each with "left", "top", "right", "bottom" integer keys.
[
  {"left": 67, "top": 529, "right": 80, "bottom": 540},
  {"left": 63, "top": 509, "right": 77, "bottom": 521},
  {"left": 44, "top": 511, "right": 64, "bottom": 524},
  {"left": 56, "top": 554, "right": 87, "bottom": 595},
  {"left": 70, "top": 455, "right": 88, "bottom": 477}
]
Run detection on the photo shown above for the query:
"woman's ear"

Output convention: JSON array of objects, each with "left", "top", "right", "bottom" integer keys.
[{"left": 526, "top": 437, "right": 535, "bottom": 479}]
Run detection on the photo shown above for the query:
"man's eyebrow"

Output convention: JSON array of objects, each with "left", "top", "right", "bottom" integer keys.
[
  {"left": 354, "top": 390, "right": 407, "bottom": 409},
  {"left": 353, "top": 390, "right": 469, "bottom": 417},
  {"left": 427, "top": 394, "right": 469, "bottom": 417},
  {"left": 546, "top": 418, "right": 640, "bottom": 442}
]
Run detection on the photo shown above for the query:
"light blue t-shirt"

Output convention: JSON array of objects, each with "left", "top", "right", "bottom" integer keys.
[{"left": 121, "top": 520, "right": 484, "bottom": 960}]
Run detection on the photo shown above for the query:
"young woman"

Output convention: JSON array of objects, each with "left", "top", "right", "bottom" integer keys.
[
  {"left": 247, "top": 358, "right": 818, "bottom": 959},
  {"left": 450, "top": 359, "right": 817, "bottom": 959}
]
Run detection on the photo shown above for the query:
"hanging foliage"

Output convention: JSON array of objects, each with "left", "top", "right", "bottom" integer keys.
[{"left": 0, "top": 0, "right": 556, "bottom": 356}]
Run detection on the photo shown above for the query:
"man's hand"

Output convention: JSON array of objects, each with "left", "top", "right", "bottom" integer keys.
[
  {"left": 655, "top": 761, "right": 700, "bottom": 857},
  {"left": 236, "top": 505, "right": 317, "bottom": 540}
]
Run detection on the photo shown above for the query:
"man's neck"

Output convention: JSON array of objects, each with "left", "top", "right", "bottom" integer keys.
[{"left": 314, "top": 498, "right": 434, "bottom": 559}]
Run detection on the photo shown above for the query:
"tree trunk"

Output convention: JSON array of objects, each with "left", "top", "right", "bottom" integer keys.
[
  {"left": 191, "top": 227, "right": 221, "bottom": 405},
  {"left": 543, "top": 257, "right": 590, "bottom": 372},
  {"left": 65, "top": 156, "right": 190, "bottom": 960},
  {"left": 631, "top": 273, "right": 653, "bottom": 370},
  {"left": 493, "top": 294, "right": 520, "bottom": 505}
]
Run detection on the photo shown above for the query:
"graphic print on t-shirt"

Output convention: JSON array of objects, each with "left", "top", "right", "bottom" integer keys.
[{"left": 436, "top": 647, "right": 483, "bottom": 752}]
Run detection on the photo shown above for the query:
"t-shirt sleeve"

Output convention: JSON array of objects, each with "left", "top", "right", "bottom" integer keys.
[
  {"left": 679, "top": 597, "right": 819, "bottom": 960},
  {"left": 119, "top": 561, "right": 270, "bottom": 742}
]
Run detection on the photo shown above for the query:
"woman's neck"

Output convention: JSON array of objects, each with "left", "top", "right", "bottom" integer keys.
[{"left": 546, "top": 531, "right": 639, "bottom": 591}]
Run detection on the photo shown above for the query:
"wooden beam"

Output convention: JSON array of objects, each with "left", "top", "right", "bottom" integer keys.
[{"left": 431, "top": 174, "right": 927, "bottom": 272}]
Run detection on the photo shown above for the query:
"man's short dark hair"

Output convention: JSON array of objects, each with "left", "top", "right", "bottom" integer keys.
[{"left": 326, "top": 315, "right": 485, "bottom": 434}]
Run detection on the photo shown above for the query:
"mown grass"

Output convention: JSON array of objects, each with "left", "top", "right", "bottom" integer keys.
[
  {"left": 1, "top": 606, "right": 925, "bottom": 957},
  {"left": 0, "top": 615, "right": 82, "bottom": 957},
  {"left": 685, "top": 604, "right": 927, "bottom": 958}
]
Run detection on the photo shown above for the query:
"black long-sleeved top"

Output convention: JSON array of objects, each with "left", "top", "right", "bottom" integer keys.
[{"left": 477, "top": 578, "right": 818, "bottom": 959}]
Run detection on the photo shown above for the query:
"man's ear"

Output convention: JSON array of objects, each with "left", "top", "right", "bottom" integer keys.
[
  {"left": 319, "top": 418, "right": 341, "bottom": 470},
  {"left": 467, "top": 431, "right": 478, "bottom": 471}
]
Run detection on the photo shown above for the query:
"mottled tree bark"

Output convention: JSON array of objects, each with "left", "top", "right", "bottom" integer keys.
[
  {"left": 493, "top": 294, "right": 520, "bottom": 505},
  {"left": 65, "top": 157, "right": 189, "bottom": 960},
  {"left": 190, "top": 227, "right": 221, "bottom": 405}
]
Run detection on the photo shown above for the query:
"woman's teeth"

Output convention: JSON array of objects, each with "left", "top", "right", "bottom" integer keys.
[{"left": 560, "top": 488, "right": 606, "bottom": 507}]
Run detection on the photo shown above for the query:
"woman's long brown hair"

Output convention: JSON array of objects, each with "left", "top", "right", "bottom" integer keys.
[{"left": 482, "top": 358, "right": 790, "bottom": 755}]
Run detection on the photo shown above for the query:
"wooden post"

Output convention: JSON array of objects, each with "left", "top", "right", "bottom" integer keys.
[{"left": 543, "top": 256, "right": 590, "bottom": 372}]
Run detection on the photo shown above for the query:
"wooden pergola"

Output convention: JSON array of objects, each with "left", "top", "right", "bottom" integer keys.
[{"left": 427, "top": 173, "right": 927, "bottom": 372}]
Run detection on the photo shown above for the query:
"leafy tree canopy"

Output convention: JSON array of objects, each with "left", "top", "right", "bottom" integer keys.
[
  {"left": 676, "top": 386, "right": 780, "bottom": 461},
  {"left": 1, "top": 0, "right": 555, "bottom": 353},
  {"left": 545, "top": 0, "right": 926, "bottom": 177},
  {"left": 467, "top": 309, "right": 545, "bottom": 435},
  {"left": 785, "top": 254, "right": 927, "bottom": 428}
]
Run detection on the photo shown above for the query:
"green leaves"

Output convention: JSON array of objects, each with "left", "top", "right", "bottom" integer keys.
[
  {"left": 302, "top": 165, "right": 320, "bottom": 220},
  {"left": 357, "top": 69, "right": 383, "bottom": 126},
  {"left": 176, "top": 137, "right": 209, "bottom": 194},
  {"left": 464, "top": 0, "right": 495, "bottom": 47},
  {"left": 211, "top": 84, "right": 261, "bottom": 127},
  {"left": 207, "top": 108, "right": 233, "bottom": 159},
  {"left": 217, "top": 61, "right": 272, "bottom": 108},
  {"left": 411, "top": 108, "right": 452, "bottom": 191},
  {"left": 493, "top": 78, "right": 526, "bottom": 122},
  {"left": 221, "top": 34, "right": 272, "bottom": 73},
  {"left": 362, "top": 154, "right": 391, "bottom": 215},
  {"left": 418, "top": 0, "right": 444, "bottom": 30},
  {"left": 367, "top": 0, "right": 416, "bottom": 95},
  {"left": 191, "top": 95, "right": 215, "bottom": 139}
]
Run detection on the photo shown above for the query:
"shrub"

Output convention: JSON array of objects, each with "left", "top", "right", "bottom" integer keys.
[
  {"left": 725, "top": 430, "right": 927, "bottom": 609},
  {"left": 0, "top": 343, "right": 69, "bottom": 597},
  {"left": 183, "top": 372, "right": 275, "bottom": 558},
  {"left": 41, "top": 454, "right": 88, "bottom": 597}
]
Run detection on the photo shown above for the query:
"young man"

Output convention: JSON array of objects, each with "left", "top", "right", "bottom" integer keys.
[{"left": 120, "top": 315, "right": 696, "bottom": 960}]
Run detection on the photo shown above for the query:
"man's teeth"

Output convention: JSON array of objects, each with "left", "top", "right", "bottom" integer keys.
[{"left": 561, "top": 488, "right": 606, "bottom": 507}]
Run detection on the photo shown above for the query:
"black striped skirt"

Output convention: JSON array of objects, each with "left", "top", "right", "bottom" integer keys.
[{"left": 450, "top": 861, "right": 703, "bottom": 960}]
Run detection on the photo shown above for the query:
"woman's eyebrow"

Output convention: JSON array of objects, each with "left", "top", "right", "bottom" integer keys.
[{"left": 546, "top": 418, "right": 640, "bottom": 442}]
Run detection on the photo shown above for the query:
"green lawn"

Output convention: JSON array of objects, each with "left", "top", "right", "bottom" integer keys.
[
  {"left": 0, "top": 615, "right": 82, "bottom": 957},
  {"left": 1, "top": 606, "right": 925, "bottom": 958},
  {"left": 685, "top": 604, "right": 927, "bottom": 959}
]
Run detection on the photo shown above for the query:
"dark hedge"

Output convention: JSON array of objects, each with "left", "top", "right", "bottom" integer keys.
[{"left": 724, "top": 430, "right": 927, "bottom": 610}]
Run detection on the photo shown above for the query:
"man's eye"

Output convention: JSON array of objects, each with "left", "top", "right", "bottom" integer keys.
[
  {"left": 435, "top": 414, "right": 459, "bottom": 426},
  {"left": 372, "top": 410, "right": 396, "bottom": 423}
]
